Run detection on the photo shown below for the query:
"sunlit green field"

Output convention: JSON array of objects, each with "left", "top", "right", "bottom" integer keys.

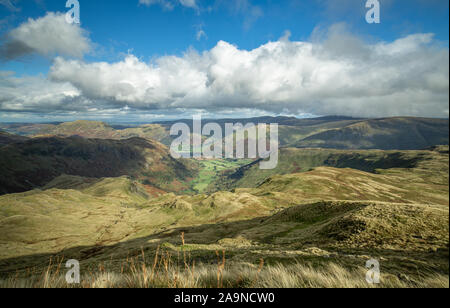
[{"left": 191, "top": 159, "right": 254, "bottom": 193}]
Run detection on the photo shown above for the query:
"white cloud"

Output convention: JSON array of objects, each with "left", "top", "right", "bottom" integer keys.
[
  {"left": 0, "top": 72, "right": 86, "bottom": 113},
  {"left": 1, "top": 25, "right": 448, "bottom": 119},
  {"left": 218, "top": 0, "right": 264, "bottom": 30},
  {"left": 139, "top": 0, "right": 197, "bottom": 10},
  {"left": 0, "top": 0, "right": 19, "bottom": 11},
  {"left": 46, "top": 27, "right": 448, "bottom": 118},
  {"left": 196, "top": 29, "right": 207, "bottom": 41},
  {"left": 0, "top": 12, "right": 91, "bottom": 60},
  {"left": 138, "top": 0, "right": 262, "bottom": 29},
  {"left": 179, "top": 0, "right": 197, "bottom": 9}
]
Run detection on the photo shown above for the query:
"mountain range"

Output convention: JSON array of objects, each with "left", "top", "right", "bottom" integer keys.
[{"left": 1, "top": 116, "right": 448, "bottom": 150}]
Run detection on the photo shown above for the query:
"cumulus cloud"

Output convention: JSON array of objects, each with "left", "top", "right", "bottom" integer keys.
[
  {"left": 0, "top": 24, "right": 448, "bottom": 119},
  {"left": 46, "top": 27, "right": 449, "bottom": 118},
  {"left": 0, "top": 71, "right": 88, "bottom": 113},
  {"left": 0, "top": 12, "right": 91, "bottom": 60}
]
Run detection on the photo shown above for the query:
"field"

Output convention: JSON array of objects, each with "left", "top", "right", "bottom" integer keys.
[{"left": 190, "top": 159, "right": 254, "bottom": 193}]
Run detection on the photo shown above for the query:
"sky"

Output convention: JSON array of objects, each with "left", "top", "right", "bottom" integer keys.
[{"left": 0, "top": 0, "right": 448, "bottom": 123}]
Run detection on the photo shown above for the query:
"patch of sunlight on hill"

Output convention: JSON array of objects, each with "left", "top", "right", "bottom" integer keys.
[{"left": 213, "top": 147, "right": 449, "bottom": 192}]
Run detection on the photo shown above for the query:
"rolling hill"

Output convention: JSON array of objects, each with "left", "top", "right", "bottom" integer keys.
[
  {"left": 0, "top": 136, "right": 197, "bottom": 195},
  {"left": 210, "top": 146, "right": 449, "bottom": 192},
  {"left": 294, "top": 117, "right": 449, "bottom": 150},
  {"left": 0, "top": 121, "right": 172, "bottom": 145}
]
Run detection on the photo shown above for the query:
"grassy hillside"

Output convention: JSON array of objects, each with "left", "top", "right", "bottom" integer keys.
[
  {"left": 213, "top": 146, "right": 448, "bottom": 192},
  {"left": 1, "top": 198, "right": 447, "bottom": 288},
  {"left": 0, "top": 136, "right": 197, "bottom": 195},
  {"left": 0, "top": 147, "right": 448, "bottom": 287}
]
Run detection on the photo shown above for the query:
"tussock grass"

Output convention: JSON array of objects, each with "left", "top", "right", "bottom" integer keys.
[
  {"left": 1, "top": 233, "right": 448, "bottom": 289},
  {"left": 1, "top": 255, "right": 447, "bottom": 288}
]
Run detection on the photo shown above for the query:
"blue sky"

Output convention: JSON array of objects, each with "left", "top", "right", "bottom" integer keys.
[
  {"left": 0, "top": 0, "right": 448, "bottom": 122},
  {"left": 2, "top": 0, "right": 448, "bottom": 70}
]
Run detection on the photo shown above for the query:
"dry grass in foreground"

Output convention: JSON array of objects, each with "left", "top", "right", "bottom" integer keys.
[{"left": 1, "top": 247, "right": 448, "bottom": 289}]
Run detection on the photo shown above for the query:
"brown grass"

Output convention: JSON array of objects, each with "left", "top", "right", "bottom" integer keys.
[{"left": 1, "top": 248, "right": 447, "bottom": 289}]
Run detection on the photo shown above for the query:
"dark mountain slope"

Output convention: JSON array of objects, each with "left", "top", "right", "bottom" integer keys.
[
  {"left": 0, "top": 136, "right": 197, "bottom": 195},
  {"left": 0, "top": 131, "right": 28, "bottom": 146}
]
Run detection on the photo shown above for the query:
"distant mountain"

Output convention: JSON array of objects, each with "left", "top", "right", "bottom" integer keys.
[
  {"left": 294, "top": 117, "right": 449, "bottom": 150},
  {"left": 0, "top": 120, "right": 172, "bottom": 145},
  {"left": 0, "top": 136, "right": 197, "bottom": 195},
  {"left": 152, "top": 115, "right": 363, "bottom": 127},
  {"left": 37, "top": 120, "right": 116, "bottom": 138},
  {"left": 1, "top": 116, "right": 448, "bottom": 150}
]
